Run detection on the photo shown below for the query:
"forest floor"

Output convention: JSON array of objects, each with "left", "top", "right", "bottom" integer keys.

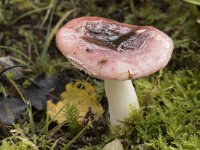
[{"left": 0, "top": 0, "right": 200, "bottom": 149}]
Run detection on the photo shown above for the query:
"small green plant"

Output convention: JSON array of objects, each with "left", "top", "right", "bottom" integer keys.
[{"left": 64, "top": 103, "right": 82, "bottom": 135}]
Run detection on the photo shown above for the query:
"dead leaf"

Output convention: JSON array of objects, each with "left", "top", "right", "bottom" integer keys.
[
  {"left": 0, "top": 56, "right": 24, "bottom": 80},
  {"left": 24, "top": 73, "right": 56, "bottom": 110},
  {"left": 0, "top": 96, "right": 27, "bottom": 125},
  {"left": 47, "top": 81, "right": 103, "bottom": 124}
]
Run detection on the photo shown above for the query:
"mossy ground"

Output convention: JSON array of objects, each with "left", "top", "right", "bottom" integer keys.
[{"left": 0, "top": 0, "right": 200, "bottom": 149}]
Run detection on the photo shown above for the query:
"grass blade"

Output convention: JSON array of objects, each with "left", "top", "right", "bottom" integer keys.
[
  {"left": 12, "top": 6, "right": 50, "bottom": 24},
  {"left": 61, "top": 126, "right": 87, "bottom": 150},
  {"left": 40, "top": 0, "right": 56, "bottom": 27},
  {"left": 0, "top": 46, "right": 30, "bottom": 60},
  {"left": 183, "top": 0, "right": 200, "bottom": 5},
  {"left": 41, "top": 8, "right": 78, "bottom": 58}
]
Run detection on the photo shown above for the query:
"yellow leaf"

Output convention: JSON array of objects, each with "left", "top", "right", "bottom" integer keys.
[{"left": 47, "top": 81, "right": 103, "bottom": 124}]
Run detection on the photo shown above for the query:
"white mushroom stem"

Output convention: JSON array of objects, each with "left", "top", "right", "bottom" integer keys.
[{"left": 104, "top": 80, "right": 139, "bottom": 125}]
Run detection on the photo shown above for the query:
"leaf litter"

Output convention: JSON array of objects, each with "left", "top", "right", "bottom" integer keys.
[
  {"left": 0, "top": 96, "right": 27, "bottom": 125},
  {"left": 47, "top": 80, "right": 103, "bottom": 124},
  {"left": 0, "top": 56, "right": 24, "bottom": 80},
  {"left": 24, "top": 73, "right": 57, "bottom": 110}
]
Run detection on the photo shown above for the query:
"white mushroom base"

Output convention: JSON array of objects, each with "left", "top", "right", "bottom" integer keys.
[{"left": 104, "top": 80, "right": 139, "bottom": 125}]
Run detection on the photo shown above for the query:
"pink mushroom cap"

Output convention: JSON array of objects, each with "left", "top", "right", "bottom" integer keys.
[{"left": 56, "top": 16, "right": 174, "bottom": 80}]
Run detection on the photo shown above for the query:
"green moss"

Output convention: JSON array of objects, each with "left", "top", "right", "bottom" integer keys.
[{"left": 124, "top": 70, "right": 200, "bottom": 149}]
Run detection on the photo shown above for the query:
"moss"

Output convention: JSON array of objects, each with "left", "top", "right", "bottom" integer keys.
[{"left": 124, "top": 70, "right": 200, "bottom": 149}]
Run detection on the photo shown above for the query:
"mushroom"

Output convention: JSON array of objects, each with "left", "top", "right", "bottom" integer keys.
[{"left": 56, "top": 17, "right": 173, "bottom": 125}]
